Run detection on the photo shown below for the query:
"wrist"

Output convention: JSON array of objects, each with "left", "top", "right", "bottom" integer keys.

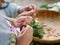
[
  {"left": 18, "top": 8, "right": 25, "bottom": 14},
  {"left": 9, "top": 18, "right": 16, "bottom": 26}
]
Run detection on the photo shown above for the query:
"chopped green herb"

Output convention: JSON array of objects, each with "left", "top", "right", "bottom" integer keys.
[
  {"left": 37, "top": 23, "right": 43, "bottom": 29},
  {"left": 40, "top": 4, "right": 54, "bottom": 9},
  {"left": 30, "top": 21, "right": 44, "bottom": 38},
  {"left": 29, "top": 21, "right": 35, "bottom": 27}
]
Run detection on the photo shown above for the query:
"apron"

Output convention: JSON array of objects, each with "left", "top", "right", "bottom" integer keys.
[{"left": 0, "top": 8, "right": 16, "bottom": 45}]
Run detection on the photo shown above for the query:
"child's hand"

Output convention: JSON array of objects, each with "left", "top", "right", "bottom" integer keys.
[
  {"left": 12, "top": 16, "right": 33, "bottom": 27},
  {"left": 17, "top": 25, "right": 33, "bottom": 45}
]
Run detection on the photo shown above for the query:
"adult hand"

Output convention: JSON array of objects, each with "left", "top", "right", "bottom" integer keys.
[
  {"left": 18, "top": 4, "right": 37, "bottom": 19},
  {"left": 16, "top": 25, "right": 33, "bottom": 45},
  {"left": 19, "top": 4, "right": 37, "bottom": 13}
]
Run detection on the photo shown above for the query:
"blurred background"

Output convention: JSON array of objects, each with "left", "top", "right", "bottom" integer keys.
[
  {"left": 12, "top": 0, "right": 60, "bottom": 45},
  {"left": 13, "top": 0, "right": 60, "bottom": 8}
]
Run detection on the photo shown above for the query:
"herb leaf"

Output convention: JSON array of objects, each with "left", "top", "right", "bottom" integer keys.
[{"left": 30, "top": 21, "right": 44, "bottom": 38}]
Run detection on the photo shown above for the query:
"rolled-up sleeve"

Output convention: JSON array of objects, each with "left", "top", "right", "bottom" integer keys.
[
  {"left": 4, "top": 3, "right": 22, "bottom": 18},
  {"left": 9, "top": 3, "right": 22, "bottom": 17}
]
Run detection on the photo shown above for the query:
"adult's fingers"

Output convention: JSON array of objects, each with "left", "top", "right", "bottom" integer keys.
[
  {"left": 18, "top": 25, "right": 32, "bottom": 37},
  {"left": 18, "top": 9, "right": 36, "bottom": 17},
  {"left": 31, "top": 4, "right": 37, "bottom": 11},
  {"left": 23, "top": 5, "right": 33, "bottom": 11},
  {"left": 18, "top": 27, "right": 27, "bottom": 37},
  {"left": 31, "top": 4, "right": 37, "bottom": 16}
]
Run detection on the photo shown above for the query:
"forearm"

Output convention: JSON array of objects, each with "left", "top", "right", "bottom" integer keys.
[
  {"left": 4, "top": 16, "right": 15, "bottom": 25},
  {"left": 15, "top": 25, "right": 33, "bottom": 45}
]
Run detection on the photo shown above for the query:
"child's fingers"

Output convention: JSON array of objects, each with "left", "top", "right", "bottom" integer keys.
[
  {"left": 17, "top": 16, "right": 33, "bottom": 24},
  {"left": 16, "top": 16, "right": 25, "bottom": 23},
  {"left": 23, "top": 16, "right": 33, "bottom": 24}
]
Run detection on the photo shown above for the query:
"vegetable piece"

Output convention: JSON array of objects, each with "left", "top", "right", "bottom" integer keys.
[
  {"left": 40, "top": 4, "right": 49, "bottom": 9},
  {"left": 30, "top": 21, "right": 45, "bottom": 38},
  {"left": 40, "top": 4, "right": 55, "bottom": 9},
  {"left": 30, "top": 41, "right": 45, "bottom": 45},
  {"left": 39, "top": 29, "right": 45, "bottom": 38},
  {"left": 29, "top": 21, "right": 35, "bottom": 27},
  {"left": 58, "top": 8, "right": 60, "bottom": 12},
  {"left": 37, "top": 23, "right": 43, "bottom": 29},
  {"left": 33, "top": 28, "right": 40, "bottom": 38},
  {"left": 33, "top": 29, "right": 44, "bottom": 38}
]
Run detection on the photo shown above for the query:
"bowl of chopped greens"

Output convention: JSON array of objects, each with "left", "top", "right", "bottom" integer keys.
[{"left": 30, "top": 10, "right": 60, "bottom": 44}]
